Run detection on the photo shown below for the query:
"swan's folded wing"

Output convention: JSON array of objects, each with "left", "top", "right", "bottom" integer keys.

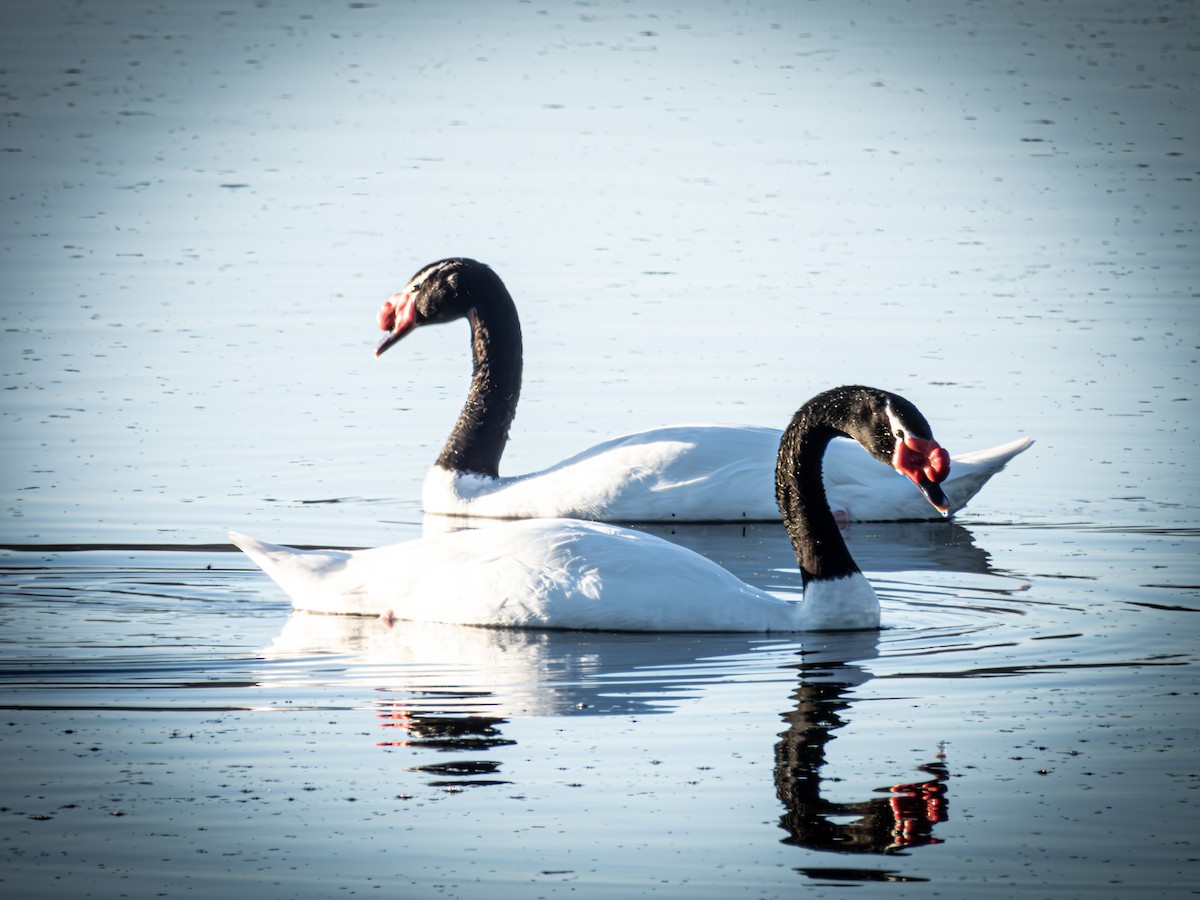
[{"left": 432, "top": 425, "right": 783, "bottom": 521}]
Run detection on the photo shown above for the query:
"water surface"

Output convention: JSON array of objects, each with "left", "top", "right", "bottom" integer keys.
[{"left": 1, "top": 1, "right": 1197, "bottom": 897}]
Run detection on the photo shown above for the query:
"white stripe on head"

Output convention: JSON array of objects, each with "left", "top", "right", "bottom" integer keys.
[
  {"left": 884, "top": 399, "right": 905, "bottom": 439},
  {"left": 406, "top": 259, "right": 456, "bottom": 293}
]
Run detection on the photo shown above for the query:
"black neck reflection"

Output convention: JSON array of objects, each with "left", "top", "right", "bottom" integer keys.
[
  {"left": 359, "top": 633, "right": 952, "bottom": 858},
  {"left": 775, "top": 670, "right": 949, "bottom": 856}
]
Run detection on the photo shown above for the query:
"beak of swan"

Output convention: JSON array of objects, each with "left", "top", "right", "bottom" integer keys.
[
  {"left": 894, "top": 435, "right": 952, "bottom": 516},
  {"left": 375, "top": 291, "right": 419, "bottom": 357}
]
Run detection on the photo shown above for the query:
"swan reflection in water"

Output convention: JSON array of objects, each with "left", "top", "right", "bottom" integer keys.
[
  {"left": 775, "top": 655, "right": 949, "bottom": 855},
  {"left": 264, "top": 619, "right": 953, "bottom": 855}
]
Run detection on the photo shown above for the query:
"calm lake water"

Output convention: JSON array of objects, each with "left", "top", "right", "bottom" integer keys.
[{"left": 2, "top": 1, "right": 1197, "bottom": 897}]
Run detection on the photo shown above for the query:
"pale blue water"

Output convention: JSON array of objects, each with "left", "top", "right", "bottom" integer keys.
[{"left": 1, "top": 1, "right": 1197, "bottom": 898}]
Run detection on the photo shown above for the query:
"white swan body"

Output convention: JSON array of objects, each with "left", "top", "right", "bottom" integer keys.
[
  {"left": 229, "top": 520, "right": 878, "bottom": 633},
  {"left": 232, "top": 385, "right": 957, "bottom": 633},
  {"left": 378, "top": 258, "right": 1031, "bottom": 523},
  {"left": 423, "top": 428, "right": 1033, "bottom": 522}
]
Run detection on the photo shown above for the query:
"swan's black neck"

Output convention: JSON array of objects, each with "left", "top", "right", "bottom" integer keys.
[
  {"left": 775, "top": 386, "right": 887, "bottom": 586},
  {"left": 435, "top": 273, "right": 523, "bottom": 479}
]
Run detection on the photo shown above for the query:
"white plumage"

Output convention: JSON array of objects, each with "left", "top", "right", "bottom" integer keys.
[
  {"left": 423, "top": 427, "right": 1033, "bottom": 522},
  {"left": 229, "top": 520, "right": 867, "bottom": 632}
]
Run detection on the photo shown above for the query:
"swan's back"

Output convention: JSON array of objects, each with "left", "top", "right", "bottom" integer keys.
[
  {"left": 424, "top": 425, "right": 783, "bottom": 521},
  {"left": 422, "top": 426, "right": 1033, "bottom": 523},
  {"left": 231, "top": 521, "right": 808, "bottom": 632}
]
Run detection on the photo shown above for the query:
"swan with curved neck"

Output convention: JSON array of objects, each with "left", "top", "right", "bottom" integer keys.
[
  {"left": 231, "top": 385, "right": 951, "bottom": 632},
  {"left": 375, "top": 257, "right": 1030, "bottom": 522}
]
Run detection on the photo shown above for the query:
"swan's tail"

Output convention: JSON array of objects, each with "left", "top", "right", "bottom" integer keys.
[
  {"left": 943, "top": 436, "right": 1034, "bottom": 514},
  {"left": 228, "top": 531, "right": 362, "bottom": 613},
  {"left": 228, "top": 530, "right": 291, "bottom": 571},
  {"left": 950, "top": 436, "right": 1034, "bottom": 469}
]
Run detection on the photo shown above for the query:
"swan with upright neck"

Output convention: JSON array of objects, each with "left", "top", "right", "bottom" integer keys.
[
  {"left": 231, "top": 385, "right": 952, "bottom": 632},
  {"left": 375, "top": 257, "right": 1030, "bottom": 522}
]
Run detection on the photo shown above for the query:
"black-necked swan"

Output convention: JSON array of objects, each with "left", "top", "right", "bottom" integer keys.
[
  {"left": 374, "top": 257, "right": 1030, "bottom": 522},
  {"left": 230, "top": 385, "right": 952, "bottom": 632}
]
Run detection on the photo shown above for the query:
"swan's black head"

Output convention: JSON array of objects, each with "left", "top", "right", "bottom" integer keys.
[
  {"left": 808, "top": 386, "right": 953, "bottom": 515},
  {"left": 375, "top": 257, "right": 501, "bottom": 357}
]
